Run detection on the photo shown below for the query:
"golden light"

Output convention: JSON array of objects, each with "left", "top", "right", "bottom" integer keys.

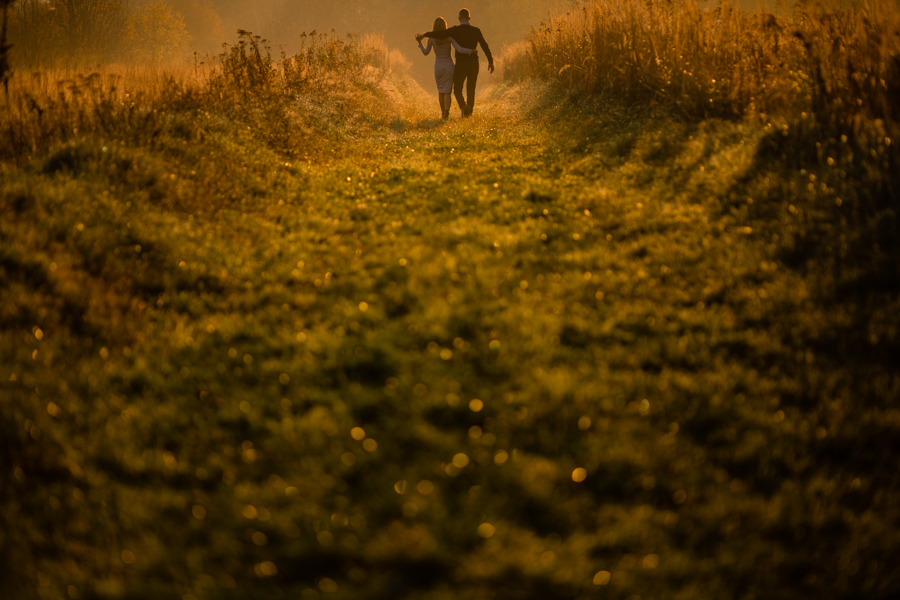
[
  {"left": 477, "top": 523, "right": 495, "bottom": 538},
  {"left": 593, "top": 570, "right": 611, "bottom": 585}
]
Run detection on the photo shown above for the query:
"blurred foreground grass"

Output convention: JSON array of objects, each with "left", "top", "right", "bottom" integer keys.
[{"left": 2, "top": 27, "right": 900, "bottom": 600}]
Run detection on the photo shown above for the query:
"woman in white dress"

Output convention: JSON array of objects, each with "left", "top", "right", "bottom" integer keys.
[{"left": 418, "top": 17, "right": 474, "bottom": 119}]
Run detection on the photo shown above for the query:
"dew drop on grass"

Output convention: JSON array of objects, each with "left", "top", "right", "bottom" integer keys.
[
  {"left": 255, "top": 561, "right": 277, "bottom": 577},
  {"left": 477, "top": 523, "right": 495, "bottom": 538},
  {"left": 593, "top": 571, "right": 611, "bottom": 585},
  {"left": 452, "top": 453, "right": 470, "bottom": 468}
]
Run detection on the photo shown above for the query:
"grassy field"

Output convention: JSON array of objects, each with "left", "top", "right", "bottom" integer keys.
[{"left": 2, "top": 10, "right": 900, "bottom": 600}]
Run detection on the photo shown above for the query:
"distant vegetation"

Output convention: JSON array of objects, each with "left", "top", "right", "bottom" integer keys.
[
  {"left": 6, "top": 0, "right": 224, "bottom": 64},
  {"left": 504, "top": 0, "right": 899, "bottom": 288},
  {"left": 4, "top": 1, "right": 560, "bottom": 86},
  {"left": 1, "top": 29, "right": 409, "bottom": 164}
]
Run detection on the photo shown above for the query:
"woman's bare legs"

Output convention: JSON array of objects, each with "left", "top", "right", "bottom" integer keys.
[{"left": 439, "top": 93, "right": 451, "bottom": 119}]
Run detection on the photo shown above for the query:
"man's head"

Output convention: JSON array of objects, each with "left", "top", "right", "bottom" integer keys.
[{"left": 458, "top": 8, "right": 471, "bottom": 22}]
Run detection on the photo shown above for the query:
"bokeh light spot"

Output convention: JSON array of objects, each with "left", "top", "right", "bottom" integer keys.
[
  {"left": 254, "top": 561, "right": 277, "bottom": 577},
  {"left": 572, "top": 468, "right": 587, "bottom": 482},
  {"left": 452, "top": 453, "right": 470, "bottom": 468},
  {"left": 317, "top": 531, "right": 334, "bottom": 546},
  {"left": 593, "top": 570, "right": 611, "bottom": 585},
  {"left": 477, "top": 523, "right": 495, "bottom": 538},
  {"left": 318, "top": 577, "right": 338, "bottom": 592}
]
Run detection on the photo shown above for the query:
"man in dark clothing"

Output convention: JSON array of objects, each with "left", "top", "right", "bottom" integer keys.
[{"left": 417, "top": 8, "right": 494, "bottom": 117}]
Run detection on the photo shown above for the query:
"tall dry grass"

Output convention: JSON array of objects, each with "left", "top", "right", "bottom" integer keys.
[
  {"left": 506, "top": 0, "right": 900, "bottom": 121},
  {"left": 0, "top": 30, "right": 402, "bottom": 162},
  {"left": 504, "top": 0, "right": 900, "bottom": 281}
]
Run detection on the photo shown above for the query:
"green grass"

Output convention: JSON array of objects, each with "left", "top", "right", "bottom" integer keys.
[{"left": 2, "top": 42, "right": 900, "bottom": 600}]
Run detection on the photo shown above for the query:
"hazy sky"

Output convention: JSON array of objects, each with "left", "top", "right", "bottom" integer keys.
[
  {"left": 207, "top": 0, "right": 889, "bottom": 85},
  {"left": 210, "top": 0, "right": 566, "bottom": 84}
]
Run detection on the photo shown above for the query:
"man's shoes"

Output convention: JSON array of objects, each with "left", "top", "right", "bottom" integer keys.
[{"left": 442, "top": 111, "right": 450, "bottom": 120}]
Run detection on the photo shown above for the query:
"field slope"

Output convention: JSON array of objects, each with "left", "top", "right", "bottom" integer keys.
[{"left": 2, "top": 68, "right": 899, "bottom": 600}]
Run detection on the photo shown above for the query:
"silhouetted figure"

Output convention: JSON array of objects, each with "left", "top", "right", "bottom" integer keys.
[
  {"left": 418, "top": 17, "right": 474, "bottom": 120},
  {"left": 417, "top": 8, "right": 494, "bottom": 117}
]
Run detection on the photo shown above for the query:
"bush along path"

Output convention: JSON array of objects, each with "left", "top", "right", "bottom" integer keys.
[{"left": 2, "top": 80, "right": 899, "bottom": 600}]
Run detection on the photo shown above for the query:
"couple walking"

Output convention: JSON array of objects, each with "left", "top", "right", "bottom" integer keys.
[{"left": 417, "top": 8, "right": 494, "bottom": 120}]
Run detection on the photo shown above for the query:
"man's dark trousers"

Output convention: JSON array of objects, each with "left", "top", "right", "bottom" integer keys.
[{"left": 454, "top": 55, "right": 479, "bottom": 116}]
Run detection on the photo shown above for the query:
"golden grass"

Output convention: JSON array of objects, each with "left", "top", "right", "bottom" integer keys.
[
  {"left": 0, "top": 31, "right": 401, "bottom": 162},
  {"left": 502, "top": 0, "right": 900, "bottom": 270},
  {"left": 503, "top": 0, "right": 900, "bottom": 123}
]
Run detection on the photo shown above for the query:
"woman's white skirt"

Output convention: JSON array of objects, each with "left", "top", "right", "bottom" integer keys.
[{"left": 434, "top": 58, "right": 455, "bottom": 94}]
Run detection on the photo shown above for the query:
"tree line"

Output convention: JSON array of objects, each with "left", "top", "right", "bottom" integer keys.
[
  {"left": 5, "top": 0, "right": 563, "bottom": 68},
  {"left": 8, "top": 0, "right": 223, "bottom": 65}
]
